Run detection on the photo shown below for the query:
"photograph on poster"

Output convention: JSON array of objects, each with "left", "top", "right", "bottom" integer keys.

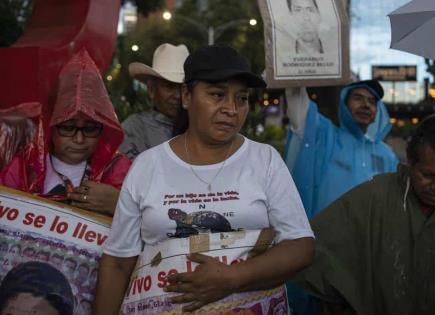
[
  {"left": 0, "top": 187, "right": 111, "bottom": 315},
  {"left": 0, "top": 261, "right": 74, "bottom": 315},
  {"left": 0, "top": 226, "right": 101, "bottom": 315},
  {"left": 267, "top": 0, "right": 342, "bottom": 79}
]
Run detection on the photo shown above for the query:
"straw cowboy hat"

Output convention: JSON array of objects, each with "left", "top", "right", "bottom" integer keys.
[{"left": 128, "top": 43, "right": 189, "bottom": 84}]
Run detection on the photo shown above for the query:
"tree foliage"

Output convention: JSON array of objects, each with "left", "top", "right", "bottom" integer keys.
[
  {"left": 0, "top": 0, "right": 33, "bottom": 47},
  {"left": 122, "top": 0, "right": 165, "bottom": 16},
  {"left": 108, "top": 0, "right": 266, "bottom": 123},
  {"left": 172, "top": 0, "right": 265, "bottom": 73}
]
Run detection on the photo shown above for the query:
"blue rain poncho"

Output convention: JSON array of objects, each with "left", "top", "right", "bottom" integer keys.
[{"left": 285, "top": 84, "right": 398, "bottom": 219}]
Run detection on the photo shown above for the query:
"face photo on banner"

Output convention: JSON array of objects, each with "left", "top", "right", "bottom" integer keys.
[
  {"left": 0, "top": 261, "right": 74, "bottom": 315},
  {"left": 0, "top": 229, "right": 101, "bottom": 315},
  {"left": 261, "top": 0, "right": 346, "bottom": 83},
  {"left": 273, "top": 0, "right": 340, "bottom": 77}
]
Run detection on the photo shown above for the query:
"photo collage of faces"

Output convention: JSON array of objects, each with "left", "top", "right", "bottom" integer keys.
[{"left": 0, "top": 226, "right": 101, "bottom": 315}]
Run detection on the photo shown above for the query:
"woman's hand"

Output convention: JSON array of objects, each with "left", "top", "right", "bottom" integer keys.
[
  {"left": 68, "top": 180, "right": 120, "bottom": 215},
  {"left": 164, "top": 253, "right": 237, "bottom": 312},
  {"left": 164, "top": 238, "right": 314, "bottom": 312}
]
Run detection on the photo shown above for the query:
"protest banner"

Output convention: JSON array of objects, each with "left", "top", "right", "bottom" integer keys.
[
  {"left": 121, "top": 229, "right": 289, "bottom": 315},
  {"left": 0, "top": 186, "right": 111, "bottom": 315},
  {"left": 258, "top": 0, "right": 350, "bottom": 87}
]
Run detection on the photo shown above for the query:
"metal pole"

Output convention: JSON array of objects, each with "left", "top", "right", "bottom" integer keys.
[
  {"left": 171, "top": 15, "right": 209, "bottom": 44},
  {"left": 208, "top": 26, "right": 214, "bottom": 45},
  {"left": 169, "top": 14, "right": 251, "bottom": 45}
]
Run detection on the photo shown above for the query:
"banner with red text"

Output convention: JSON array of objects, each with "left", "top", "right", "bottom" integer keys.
[
  {"left": 121, "top": 229, "right": 289, "bottom": 315},
  {"left": 0, "top": 186, "right": 111, "bottom": 315}
]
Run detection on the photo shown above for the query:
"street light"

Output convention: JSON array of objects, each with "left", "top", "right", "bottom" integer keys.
[
  {"left": 162, "top": 11, "right": 257, "bottom": 45},
  {"left": 429, "top": 84, "right": 435, "bottom": 98},
  {"left": 162, "top": 11, "right": 172, "bottom": 20}
]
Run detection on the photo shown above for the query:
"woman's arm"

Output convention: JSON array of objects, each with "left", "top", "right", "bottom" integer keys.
[
  {"left": 93, "top": 254, "right": 138, "bottom": 315},
  {"left": 229, "top": 237, "right": 314, "bottom": 290},
  {"left": 166, "top": 237, "right": 314, "bottom": 312},
  {"left": 91, "top": 153, "right": 146, "bottom": 313}
]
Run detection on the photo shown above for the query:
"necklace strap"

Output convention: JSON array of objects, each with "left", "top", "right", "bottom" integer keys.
[
  {"left": 184, "top": 134, "right": 233, "bottom": 191},
  {"left": 49, "top": 155, "right": 90, "bottom": 195}
]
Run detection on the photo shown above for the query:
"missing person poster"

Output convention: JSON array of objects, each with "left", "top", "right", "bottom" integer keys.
[
  {"left": 258, "top": 0, "right": 350, "bottom": 87},
  {"left": 121, "top": 229, "right": 289, "bottom": 315},
  {"left": 0, "top": 186, "right": 111, "bottom": 315}
]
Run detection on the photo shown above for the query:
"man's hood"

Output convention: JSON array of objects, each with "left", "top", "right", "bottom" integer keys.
[{"left": 338, "top": 83, "right": 392, "bottom": 142}]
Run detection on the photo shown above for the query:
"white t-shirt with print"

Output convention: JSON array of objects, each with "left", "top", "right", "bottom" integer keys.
[{"left": 104, "top": 137, "right": 314, "bottom": 257}]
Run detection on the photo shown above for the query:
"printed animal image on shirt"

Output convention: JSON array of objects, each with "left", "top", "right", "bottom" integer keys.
[{"left": 167, "top": 208, "right": 234, "bottom": 238}]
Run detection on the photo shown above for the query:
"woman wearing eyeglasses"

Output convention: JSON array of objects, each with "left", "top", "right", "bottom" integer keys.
[{"left": 0, "top": 49, "right": 131, "bottom": 215}]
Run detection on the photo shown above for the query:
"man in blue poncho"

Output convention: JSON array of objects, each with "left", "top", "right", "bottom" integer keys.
[
  {"left": 285, "top": 80, "right": 398, "bottom": 219},
  {"left": 285, "top": 80, "right": 398, "bottom": 314}
]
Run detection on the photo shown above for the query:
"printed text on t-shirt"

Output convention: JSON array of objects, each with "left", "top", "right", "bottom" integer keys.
[{"left": 162, "top": 191, "right": 239, "bottom": 206}]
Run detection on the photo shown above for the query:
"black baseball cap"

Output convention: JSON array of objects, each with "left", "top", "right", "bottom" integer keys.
[
  {"left": 184, "top": 45, "right": 266, "bottom": 88},
  {"left": 347, "top": 79, "right": 384, "bottom": 100}
]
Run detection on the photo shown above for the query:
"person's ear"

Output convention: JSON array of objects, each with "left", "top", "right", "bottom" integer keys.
[{"left": 147, "top": 80, "right": 155, "bottom": 100}]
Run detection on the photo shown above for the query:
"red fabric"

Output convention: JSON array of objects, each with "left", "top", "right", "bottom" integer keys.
[
  {"left": 0, "top": 49, "right": 131, "bottom": 194},
  {"left": 0, "top": 102, "right": 41, "bottom": 170}
]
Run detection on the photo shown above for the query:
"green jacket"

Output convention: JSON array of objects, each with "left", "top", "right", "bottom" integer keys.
[{"left": 293, "top": 165, "right": 435, "bottom": 315}]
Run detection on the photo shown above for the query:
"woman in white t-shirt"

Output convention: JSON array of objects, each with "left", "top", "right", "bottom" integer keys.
[{"left": 94, "top": 45, "right": 315, "bottom": 314}]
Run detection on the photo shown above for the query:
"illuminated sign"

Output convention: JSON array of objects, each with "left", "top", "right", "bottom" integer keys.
[{"left": 372, "top": 65, "right": 417, "bottom": 81}]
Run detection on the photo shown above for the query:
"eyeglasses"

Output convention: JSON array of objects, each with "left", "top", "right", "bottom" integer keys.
[{"left": 55, "top": 124, "right": 103, "bottom": 138}]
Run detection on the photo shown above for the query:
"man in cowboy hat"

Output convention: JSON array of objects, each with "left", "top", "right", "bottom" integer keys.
[{"left": 119, "top": 43, "right": 189, "bottom": 159}]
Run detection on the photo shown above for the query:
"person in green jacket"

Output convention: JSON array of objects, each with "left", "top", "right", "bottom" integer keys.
[{"left": 292, "top": 114, "right": 435, "bottom": 315}]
